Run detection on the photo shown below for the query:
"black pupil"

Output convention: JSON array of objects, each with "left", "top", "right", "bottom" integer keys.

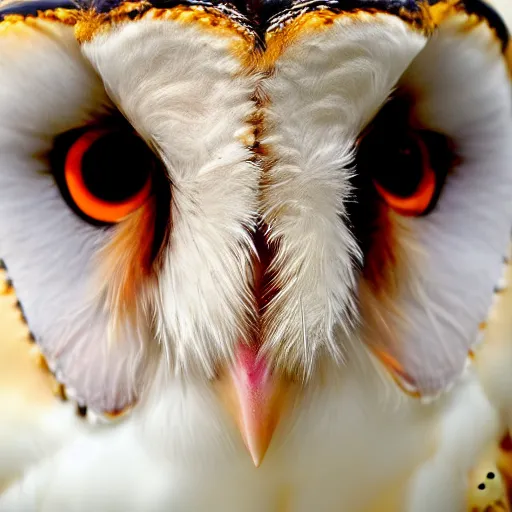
[
  {"left": 359, "top": 131, "right": 425, "bottom": 198},
  {"left": 81, "top": 132, "right": 152, "bottom": 203}
]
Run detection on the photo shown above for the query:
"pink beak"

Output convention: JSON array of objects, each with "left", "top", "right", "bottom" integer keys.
[{"left": 216, "top": 344, "right": 292, "bottom": 467}]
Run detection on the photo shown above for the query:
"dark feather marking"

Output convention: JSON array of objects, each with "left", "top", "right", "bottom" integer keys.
[
  {"left": 15, "top": 299, "right": 28, "bottom": 323},
  {"left": 428, "top": 0, "right": 509, "bottom": 51},
  {"left": 263, "top": 0, "right": 424, "bottom": 33},
  {"left": 462, "top": 0, "right": 509, "bottom": 51},
  {"left": 1, "top": 0, "right": 508, "bottom": 51},
  {"left": 0, "top": 0, "right": 77, "bottom": 21},
  {"left": 76, "top": 404, "right": 88, "bottom": 417}
]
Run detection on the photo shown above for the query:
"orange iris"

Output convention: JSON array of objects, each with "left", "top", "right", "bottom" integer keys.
[
  {"left": 372, "top": 134, "right": 437, "bottom": 217},
  {"left": 373, "top": 138, "right": 436, "bottom": 216},
  {"left": 64, "top": 129, "right": 152, "bottom": 224}
]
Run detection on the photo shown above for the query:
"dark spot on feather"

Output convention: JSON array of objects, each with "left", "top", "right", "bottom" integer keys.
[{"left": 77, "top": 404, "right": 87, "bottom": 417}]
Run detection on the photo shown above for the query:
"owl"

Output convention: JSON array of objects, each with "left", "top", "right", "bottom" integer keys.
[{"left": 0, "top": 0, "right": 512, "bottom": 509}]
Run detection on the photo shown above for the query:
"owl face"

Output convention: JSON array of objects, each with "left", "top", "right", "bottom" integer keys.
[{"left": 0, "top": 0, "right": 511, "bottom": 464}]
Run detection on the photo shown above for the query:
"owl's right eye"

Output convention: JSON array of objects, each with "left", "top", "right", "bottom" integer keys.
[{"left": 51, "top": 126, "right": 157, "bottom": 225}]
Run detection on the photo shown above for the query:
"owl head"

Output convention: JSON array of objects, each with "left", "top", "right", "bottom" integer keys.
[{"left": 0, "top": 0, "right": 511, "bottom": 465}]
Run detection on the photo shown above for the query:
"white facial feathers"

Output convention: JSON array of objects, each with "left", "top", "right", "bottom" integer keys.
[
  {"left": 260, "top": 15, "right": 427, "bottom": 375},
  {"left": 82, "top": 20, "right": 261, "bottom": 377},
  {"left": 374, "top": 15, "right": 512, "bottom": 395},
  {"left": 0, "top": 19, "right": 151, "bottom": 413},
  {"left": 0, "top": 4, "right": 511, "bottom": 416}
]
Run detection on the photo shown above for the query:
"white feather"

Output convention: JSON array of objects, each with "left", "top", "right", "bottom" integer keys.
[
  {"left": 0, "top": 19, "right": 151, "bottom": 413},
  {"left": 82, "top": 19, "right": 261, "bottom": 377},
  {"left": 259, "top": 13, "right": 427, "bottom": 375}
]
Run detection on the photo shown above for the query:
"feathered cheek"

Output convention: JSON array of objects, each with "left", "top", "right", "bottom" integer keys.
[
  {"left": 350, "top": 94, "right": 454, "bottom": 395},
  {"left": 354, "top": 178, "right": 448, "bottom": 395},
  {"left": 356, "top": 202, "right": 420, "bottom": 391},
  {"left": 97, "top": 161, "right": 171, "bottom": 323},
  {"left": 96, "top": 196, "right": 167, "bottom": 327}
]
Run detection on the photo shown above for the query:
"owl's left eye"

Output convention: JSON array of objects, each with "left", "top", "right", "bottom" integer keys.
[
  {"left": 51, "top": 125, "right": 157, "bottom": 225},
  {"left": 356, "top": 98, "right": 453, "bottom": 217},
  {"left": 358, "top": 129, "right": 437, "bottom": 217}
]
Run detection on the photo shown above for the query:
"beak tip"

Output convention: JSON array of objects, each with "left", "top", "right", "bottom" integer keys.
[
  {"left": 251, "top": 455, "right": 263, "bottom": 468},
  {"left": 245, "top": 437, "right": 270, "bottom": 468}
]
